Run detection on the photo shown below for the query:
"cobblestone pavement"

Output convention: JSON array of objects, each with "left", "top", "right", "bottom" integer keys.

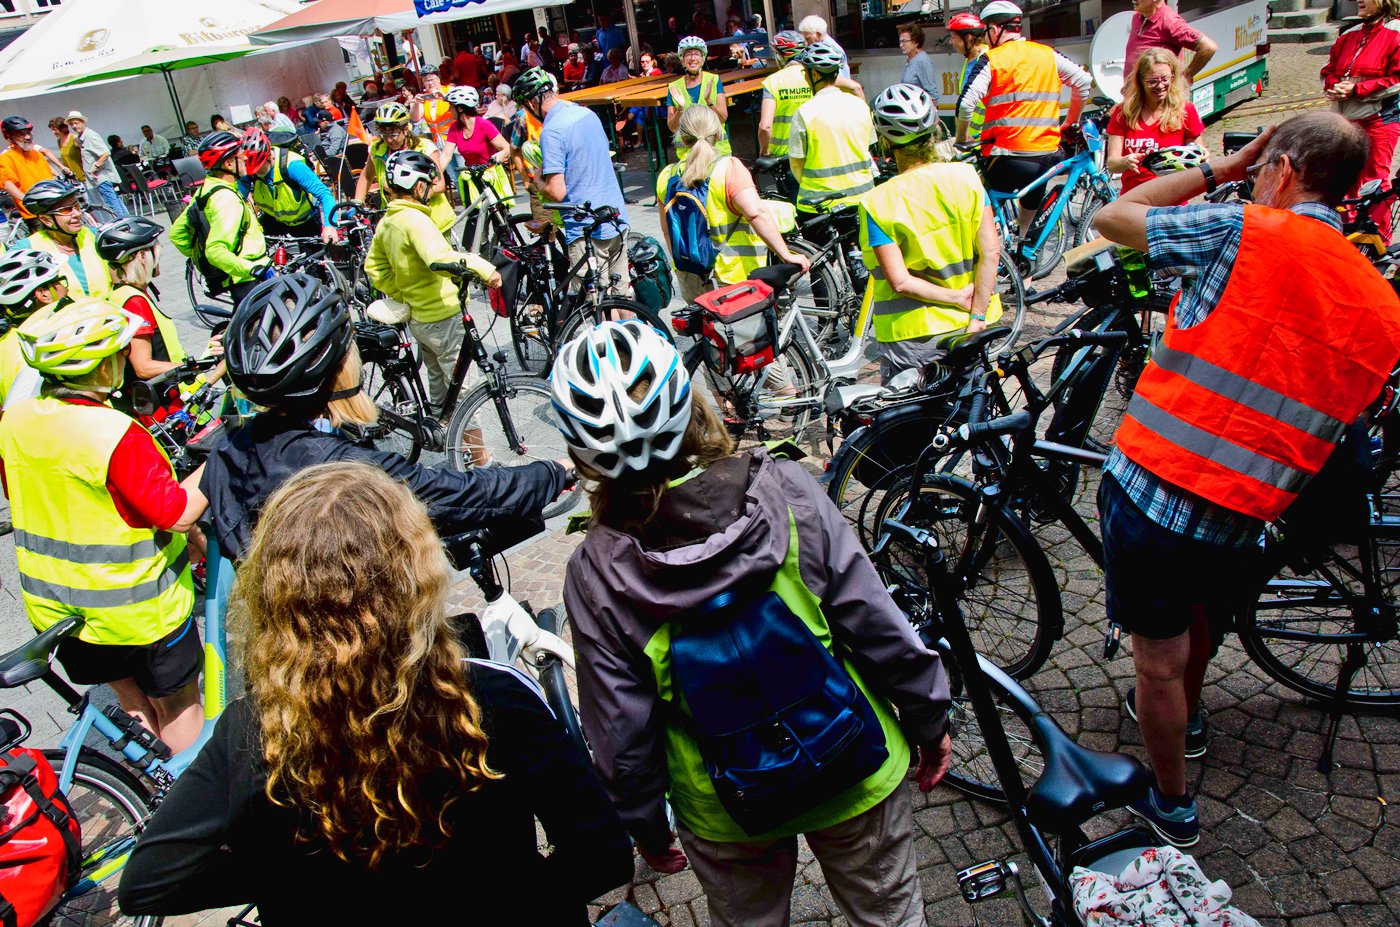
[{"left": 4, "top": 39, "right": 1398, "bottom": 927}]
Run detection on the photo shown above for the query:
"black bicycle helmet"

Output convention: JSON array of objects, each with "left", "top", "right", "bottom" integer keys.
[
  {"left": 513, "top": 67, "right": 554, "bottom": 104},
  {"left": 384, "top": 149, "right": 439, "bottom": 195},
  {"left": 2, "top": 116, "right": 33, "bottom": 136},
  {"left": 22, "top": 178, "right": 80, "bottom": 216},
  {"left": 225, "top": 273, "right": 351, "bottom": 405},
  {"left": 95, "top": 217, "right": 163, "bottom": 263}
]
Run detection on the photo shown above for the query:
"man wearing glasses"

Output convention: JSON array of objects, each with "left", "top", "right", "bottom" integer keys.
[
  {"left": 898, "top": 26, "right": 937, "bottom": 96},
  {"left": 0, "top": 116, "right": 68, "bottom": 221},
  {"left": 1092, "top": 111, "right": 1400, "bottom": 850},
  {"left": 1124, "top": 0, "right": 1218, "bottom": 81},
  {"left": 355, "top": 101, "right": 453, "bottom": 232}
]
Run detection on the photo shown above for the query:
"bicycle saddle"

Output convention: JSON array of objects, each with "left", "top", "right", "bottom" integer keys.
[
  {"left": 749, "top": 263, "right": 803, "bottom": 294},
  {"left": 935, "top": 326, "right": 1011, "bottom": 355},
  {"left": 1024, "top": 711, "right": 1150, "bottom": 833},
  {"left": 0, "top": 615, "right": 84, "bottom": 689},
  {"left": 753, "top": 155, "right": 784, "bottom": 173}
]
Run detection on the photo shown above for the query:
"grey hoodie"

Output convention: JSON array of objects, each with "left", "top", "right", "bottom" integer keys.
[{"left": 563, "top": 449, "right": 951, "bottom": 852}]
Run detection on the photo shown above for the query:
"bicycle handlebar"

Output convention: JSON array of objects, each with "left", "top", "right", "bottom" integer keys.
[{"left": 957, "top": 410, "right": 1034, "bottom": 445}]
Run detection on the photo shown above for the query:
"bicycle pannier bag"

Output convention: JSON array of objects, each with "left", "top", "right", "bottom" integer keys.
[
  {"left": 488, "top": 246, "right": 522, "bottom": 319},
  {"left": 353, "top": 320, "right": 402, "bottom": 365},
  {"left": 696, "top": 280, "right": 779, "bottom": 376},
  {"left": 629, "top": 235, "right": 675, "bottom": 313},
  {"left": 662, "top": 172, "right": 717, "bottom": 277},
  {"left": 667, "top": 522, "right": 889, "bottom": 836},
  {"left": 0, "top": 746, "right": 82, "bottom": 927}
]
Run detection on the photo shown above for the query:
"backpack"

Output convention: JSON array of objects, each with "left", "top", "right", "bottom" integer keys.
[
  {"left": 662, "top": 170, "right": 716, "bottom": 277},
  {"left": 0, "top": 720, "right": 82, "bottom": 927},
  {"left": 628, "top": 234, "right": 674, "bottom": 313},
  {"left": 181, "top": 185, "right": 250, "bottom": 297},
  {"left": 666, "top": 515, "right": 889, "bottom": 836}
]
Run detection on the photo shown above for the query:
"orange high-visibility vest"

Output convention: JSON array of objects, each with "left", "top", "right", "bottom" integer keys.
[
  {"left": 1115, "top": 205, "right": 1400, "bottom": 522},
  {"left": 423, "top": 92, "right": 456, "bottom": 142},
  {"left": 981, "top": 40, "right": 1062, "bottom": 155}
]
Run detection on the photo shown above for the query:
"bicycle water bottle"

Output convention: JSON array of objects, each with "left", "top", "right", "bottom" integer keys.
[
  {"left": 845, "top": 243, "right": 869, "bottom": 294},
  {"left": 1114, "top": 246, "right": 1152, "bottom": 301}
]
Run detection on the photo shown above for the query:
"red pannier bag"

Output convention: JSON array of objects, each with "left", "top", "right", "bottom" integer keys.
[
  {"left": 0, "top": 747, "right": 82, "bottom": 927},
  {"left": 694, "top": 280, "right": 780, "bottom": 376}
]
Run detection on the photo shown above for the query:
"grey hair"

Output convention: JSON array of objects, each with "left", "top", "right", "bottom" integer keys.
[
  {"left": 264, "top": 100, "right": 280, "bottom": 114},
  {"left": 798, "top": 14, "right": 828, "bottom": 34},
  {"left": 1263, "top": 111, "right": 1369, "bottom": 206}
]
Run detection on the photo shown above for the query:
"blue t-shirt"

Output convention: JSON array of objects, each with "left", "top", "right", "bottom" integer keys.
[
  {"left": 596, "top": 24, "right": 630, "bottom": 56},
  {"left": 669, "top": 76, "right": 725, "bottom": 108},
  {"left": 540, "top": 100, "right": 631, "bottom": 243}
]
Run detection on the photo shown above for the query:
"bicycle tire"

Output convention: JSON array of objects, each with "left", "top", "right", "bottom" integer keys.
[
  {"left": 535, "top": 604, "right": 589, "bottom": 759},
  {"left": 359, "top": 357, "right": 426, "bottom": 464},
  {"left": 1027, "top": 185, "right": 1068, "bottom": 280},
  {"left": 865, "top": 469, "right": 1062, "bottom": 679},
  {"left": 1241, "top": 532, "right": 1400, "bottom": 708},
  {"left": 509, "top": 284, "right": 554, "bottom": 377},
  {"left": 185, "top": 260, "right": 231, "bottom": 312},
  {"left": 1074, "top": 192, "right": 1112, "bottom": 247},
  {"left": 784, "top": 236, "right": 856, "bottom": 361},
  {"left": 555, "top": 296, "right": 672, "bottom": 350},
  {"left": 994, "top": 250, "right": 1027, "bottom": 352},
  {"left": 84, "top": 206, "right": 120, "bottom": 229},
  {"left": 444, "top": 375, "right": 582, "bottom": 519},
  {"left": 41, "top": 748, "right": 163, "bottom": 927}
]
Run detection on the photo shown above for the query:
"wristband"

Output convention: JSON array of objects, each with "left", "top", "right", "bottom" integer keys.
[
  {"left": 970, "top": 313, "right": 987, "bottom": 322},
  {"left": 1199, "top": 162, "right": 1218, "bottom": 194}
]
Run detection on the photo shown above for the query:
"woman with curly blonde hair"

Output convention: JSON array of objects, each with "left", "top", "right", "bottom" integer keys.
[
  {"left": 119, "top": 461, "right": 632, "bottom": 924},
  {"left": 1106, "top": 47, "right": 1204, "bottom": 199}
]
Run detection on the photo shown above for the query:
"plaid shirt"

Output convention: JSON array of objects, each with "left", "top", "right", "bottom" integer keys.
[{"left": 1104, "top": 200, "right": 1344, "bottom": 547}]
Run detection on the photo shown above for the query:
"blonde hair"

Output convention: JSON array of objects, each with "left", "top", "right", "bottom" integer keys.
[
  {"left": 678, "top": 105, "right": 725, "bottom": 187},
  {"left": 324, "top": 341, "right": 378, "bottom": 429},
  {"left": 231, "top": 461, "right": 501, "bottom": 869},
  {"left": 106, "top": 248, "right": 157, "bottom": 290},
  {"left": 579, "top": 385, "right": 736, "bottom": 532},
  {"left": 893, "top": 119, "right": 956, "bottom": 168},
  {"left": 1120, "top": 47, "right": 1188, "bottom": 133}
]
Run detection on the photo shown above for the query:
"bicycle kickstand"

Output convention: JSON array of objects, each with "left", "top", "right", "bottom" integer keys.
[{"left": 1317, "top": 643, "right": 1366, "bottom": 773}]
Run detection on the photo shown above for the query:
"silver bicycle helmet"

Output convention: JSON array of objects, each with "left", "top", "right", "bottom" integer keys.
[
  {"left": 678, "top": 35, "right": 709, "bottom": 54},
  {"left": 873, "top": 83, "right": 938, "bottom": 146},
  {"left": 446, "top": 86, "right": 480, "bottom": 111},
  {"left": 550, "top": 321, "right": 692, "bottom": 478},
  {"left": 979, "top": 1, "right": 1024, "bottom": 25},
  {"left": 0, "top": 249, "right": 62, "bottom": 316},
  {"left": 796, "top": 43, "right": 844, "bottom": 75}
]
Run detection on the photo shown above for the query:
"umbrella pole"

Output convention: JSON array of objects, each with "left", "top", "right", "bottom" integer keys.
[{"left": 163, "top": 68, "right": 187, "bottom": 136}]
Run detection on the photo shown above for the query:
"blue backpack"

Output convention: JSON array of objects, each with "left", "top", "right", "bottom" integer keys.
[{"left": 662, "top": 170, "right": 717, "bottom": 277}]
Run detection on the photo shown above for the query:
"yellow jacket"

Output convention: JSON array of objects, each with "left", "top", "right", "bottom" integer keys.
[{"left": 364, "top": 199, "right": 495, "bottom": 324}]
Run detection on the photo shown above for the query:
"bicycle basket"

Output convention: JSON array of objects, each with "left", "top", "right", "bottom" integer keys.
[
  {"left": 353, "top": 320, "right": 403, "bottom": 365},
  {"left": 695, "top": 280, "right": 779, "bottom": 376}
]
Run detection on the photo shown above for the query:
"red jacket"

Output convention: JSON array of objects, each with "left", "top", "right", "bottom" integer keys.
[{"left": 1322, "top": 19, "right": 1400, "bottom": 99}]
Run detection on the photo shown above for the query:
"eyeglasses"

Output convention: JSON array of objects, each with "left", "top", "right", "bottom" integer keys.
[
  {"left": 51, "top": 203, "right": 82, "bottom": 216},
  {"left": 1244, "top": 158, "right": 1276, "bottom": 179},
  {"left": 1143, "top": 77, "right": 1174, "bottom": 87}
]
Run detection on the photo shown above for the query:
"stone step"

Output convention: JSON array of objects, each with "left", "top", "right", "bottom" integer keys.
[
  {"left": 1268, "top": 23, "right": 1340, "bottom": 41},
  {"left": 1270, "top": 7, "right": 1332, "bottom": 27},
  {"left": 1270, "top": 0, "right": 1307, "bottom": 11},
  {"left": 1306, "top": 0, "right": 1334, "bottom": 10}
]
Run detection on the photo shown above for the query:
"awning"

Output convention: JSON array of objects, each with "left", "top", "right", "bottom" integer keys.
[{"left": 249, "top": 0, "right": 572, "bottom": 46}]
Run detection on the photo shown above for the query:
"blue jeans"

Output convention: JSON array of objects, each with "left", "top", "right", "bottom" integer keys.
[
  {"left": 445, "top": 152, "right": 465, "bottom": 200},
  {"left": 91, "top": 180, "right": 129, "bottom": 218}
]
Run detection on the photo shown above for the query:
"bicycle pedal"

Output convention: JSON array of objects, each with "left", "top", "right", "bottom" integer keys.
[
  {"left": 423, "top": 420, "right": 447, "bottom": 453},
  {"left": 957, "top": 859, "right": 1017, "bottom": 903}
]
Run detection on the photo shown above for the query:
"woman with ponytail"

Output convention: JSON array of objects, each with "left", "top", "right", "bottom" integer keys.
[
  {"left": 656, "top": 104, "right": 808, "bottom": 301},
  {"left": 119, "top": 461, "right": 631, "bottom": 924}
]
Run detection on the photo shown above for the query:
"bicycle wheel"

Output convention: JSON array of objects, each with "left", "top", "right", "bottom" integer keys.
[
  {"left": 84, "top": 205, "right": 120, "bottom": 229},
  {"left": 359, "top": 357, "right": 426, "bottom": 464},
  {"left": 1027, "top": 185, "right": 1068, "bottom": 280},
  {"left": 993, "top": 250, "right": 1027, "bottom": 351},
  {"left": 784, "top": 237, "right": 855, "bottom": 361},
  {"left": 184, "top": 260, "right": 231, "bottom": 311},
  {"left": 444, "top": 375, "right": 582, "bottom": 519},
  {"left": 1242, "top": 532, "right": 1400, "bottom": 707},
  {"left": 42, "top": 749, "right": 162, "bottom": 927},
  {"left": 535, "top": 603, "right": 589, "bottom": 759},
  {"left": 865, "top": 469, "right": 1062, "bottom": 679},
  {"left": 555, "top": 297, "right": 672, "bottom": 349},
  {"left": 1074, "top": 192, "right": 1112, "bottom": 247},
  {"left": 509, "top": 283, "right": 554, "bottom": 378}
]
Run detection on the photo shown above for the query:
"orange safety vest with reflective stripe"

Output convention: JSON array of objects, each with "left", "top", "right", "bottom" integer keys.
[
  {"left": 1114, "top": 206, "right": 1400, "bottom": 522},
  {"left": 981, "top": 40, "right": 1062, "bottom": 155},
  {"left": 422, "top": 91, "right": 456, "bottom": 142}
]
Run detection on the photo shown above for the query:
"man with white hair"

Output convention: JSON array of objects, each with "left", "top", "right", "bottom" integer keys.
[
  {"left": 262, "top": 101, "right": 297, "bottom": 135},
  {"left": 798, "top": 15, "right": 850, "bottom": 79}
]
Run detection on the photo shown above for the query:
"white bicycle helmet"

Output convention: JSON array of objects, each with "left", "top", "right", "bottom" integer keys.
[
  {"left": 979, "top": 1, "right": 1023, "bottom": 24},
  {"left": 374, "top": 100, "right": 411, "bottom": 125},
  {"left": 17, "top": 297, "right": 141, "bottom": 379},
  {"left": 873, "top": 83, "right": 938, "bottom": 146},
  {"left": 1142, "top": 143, "right": 1207, "bottom": 176},
  {"left": 678, "top": 35, "right": 708, "bottom": 54},
  {"left": 797, "top": 43, "right": 844, "bottom": 75},
  {"left": 446, "top": 86, "right": 480, "bottom": 111},
  {"left": 550, "top": 321, "right": 692, "bottom": 478},
  {"left": 0, "top": 250, "right": 62, "bottom": 314},
  {"left": 384, "top": 149, "right": 438, "bottom": 195}
]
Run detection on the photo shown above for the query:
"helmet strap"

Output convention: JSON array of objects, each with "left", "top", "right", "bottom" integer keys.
[{"left": 327, "top": 383, "right": 362, "bottom": 401}]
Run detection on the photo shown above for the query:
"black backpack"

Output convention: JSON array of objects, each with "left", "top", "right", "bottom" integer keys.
[{"left": 182, "top": 184, "right": 249, "bottom": 297}]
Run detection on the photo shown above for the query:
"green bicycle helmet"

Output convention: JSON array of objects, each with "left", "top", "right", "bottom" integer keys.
[
  {"left": 513, "top": 67, "right": 554, "bottom": 104},
  {"left": 374, "top": 101, "right": 411, "bottom": 125}
]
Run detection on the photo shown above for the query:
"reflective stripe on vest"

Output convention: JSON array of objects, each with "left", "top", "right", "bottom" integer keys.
[
  {"left": 111, "top": 284, "right": 187, "bottom": 364},
  {"left": 251, "top": 150, "right": 315, "bottom": 225},
  {"left": 26, "top": 228, "right": 110, "bottom": 299},
  {"left": 1114, "top": 206, "right": 1400, "bottom": 522},
  {"left": 670, "top": 72, "right": 732, "bottom": 161},
  {"left": 981, "top": 40, "right": 1062, "bottom": 154},
  {"left": 857, "top": 162, "right": 1000, "bottom": 342},
  {"left": 763, "top": 64, "right": 813, "bottom": 157},
  {"left": 641, "top": 506, "right": 909, "bottom": 842},
  {"left": 0, "top": 396, "right": 193, "bottom": 645},
  {"left": 794, "top": 90, "right": 876, "bottom": 211},
  {"left": 423, "top": 94, "right": 456, "bottom": 141},
  {"left": 372, "top": 139, "right": 455, "bottom": 232},
  {"left": 706, "top": 157, "right": 766, "bottom": 283}
]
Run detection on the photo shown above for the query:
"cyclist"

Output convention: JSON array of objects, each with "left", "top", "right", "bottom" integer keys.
[
  {"left": 354, "top": 101, "right": 454, "bottom": 232},
  {"left": 668, "top": 36, "right": 730, "bottom": 161},
  {"left": 0, "top": 116, "right": 66, "bottom": 221},
  {"left": 14, "top": 178, "right": 111, "bottom": 299},
  {"left": 0, "top": 249, "right": 68, "bottom": 408},
  {"left": 658, "top": 106, "right": 809, "bottom": 303},
  {"left": 551, "top": 321, "right": 950, "bottom": 927},
  {"left": 0, "top": 298, "right": 206, "bottom": 753},
  {"left": 948, "top": 13, "right": 990, "bottom": 147},
  {"left": 757, "top": 30, "right": 811, "bottom": 192},
  {"left": 1092, "top": 112, "right": 1400, "bottom": 847},
  {"left": 197, "top": 273, "right": 568, "bottom": 561},
  {"left": 787, "top": 44, "right": 876, "bottom": 213},
  {"left": 955, "top": 0, "right": 1090, "bottom": 235},
  {"left": 238, "top": 127, "right": 337, "bottom": 243},
  {"left": 860, "top": 84, "right": 1000, "bottom": 383},
  {"left": 120, "top": 462, "right": 631, "bottom": 924},
  {"left": 441, "top": 86, "right": 513, "bottom": 205},
  {"left": 169, "top": 131, "right": 271, "bottom": 306}
]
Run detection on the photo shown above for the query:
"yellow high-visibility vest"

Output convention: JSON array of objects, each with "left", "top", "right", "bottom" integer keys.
[
  {"left": 762, "top": 64, "right": 813, "bottom": 158},
  {"left": 669, "top": 72, "right": 731, "bottom": 161},
  {"left": 791, "top": 88, "right": 875, "bottom": 212}
]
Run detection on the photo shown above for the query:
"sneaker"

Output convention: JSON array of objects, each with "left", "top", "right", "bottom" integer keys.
[
  {"left": 1128, "top": 787, "right": 1200, "bottom": 848},
  {"left": 1125, "top": 687, "right": 1209, "bottom": 758}
]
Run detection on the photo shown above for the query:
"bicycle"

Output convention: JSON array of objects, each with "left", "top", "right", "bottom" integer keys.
[
  {"left": 325, "top": 200, "right": 385, "bottom": 315},
  {"left": 128, "top": 355, "right": 230, "bottom": 480}
]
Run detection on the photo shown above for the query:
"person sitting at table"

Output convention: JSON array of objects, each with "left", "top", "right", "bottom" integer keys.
[
  {"left": 108, "top": 135, "right": 141, "bottom": 167},
  {"left": 177, "top": 121, "right": 202, "bottom": 157},
  {"left": 563, "top": 48, "right": 588, "bottom": 90},
  {"left": 601, "top": 48, "right": 631, "bottom": 84},
  {"left": 211, "top": 114, "right": 244, "bottom": 139},
  {"left": 137, "top": 125, "right": 170, "bottom": 162}
]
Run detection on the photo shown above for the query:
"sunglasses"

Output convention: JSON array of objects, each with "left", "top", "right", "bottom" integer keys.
[{"left": 51, "top": 203, "right": 83, "bottom": 216}]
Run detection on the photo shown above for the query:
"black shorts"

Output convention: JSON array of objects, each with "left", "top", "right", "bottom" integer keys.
[
  {"left": 55, "top": 616, "right": 202, "bottom": 698},
  {"left": 1097, "top": 474, "right": 1261, "bottom": 642},
  {"left": 984, "top": 152, "right": 1064, "bottom": 210}
]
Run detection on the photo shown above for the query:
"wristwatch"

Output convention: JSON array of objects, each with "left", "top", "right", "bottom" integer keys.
[{"left": 1199, "top": 161, "right": 1218, "bottom": 194}]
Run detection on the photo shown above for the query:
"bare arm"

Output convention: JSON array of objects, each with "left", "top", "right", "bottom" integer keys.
[
  {"left": 489, "top": 132, "right": 511, "bottom": 163},
  {"left": 39, "top": 147, "right": 66, "bottom": 173},
  {"left": 971, "top": 205, "right": 998, "bottom": 326},
  {"left": 1105, "top": 134, "right": 1142, "bottom": 175},
  {"left": 427, "top": 146, "right": 447, "bottom": 197},
  {"left": 172, "top": 465, "right": 208, "bottom": 534},
  {"left": 128, "top": 336, "right": 179, "bottom": 379},
  {"left": 542, "top": 172, "right": 567, "bottom": 203},
  {"left": 732, "top": 185, "right": 809, "bottom": 271},
  {"left": 1186, "top": 35, "right": 1218, "bottom": 81},
  {"left": 667, "top": 104, "right": 682, "bottom": 132},
  {"left": 758, "top": 97, "right": 776, "bottom": 155},
  {"left": 712, "top": 91, "right": 728, "bottom": 123}
]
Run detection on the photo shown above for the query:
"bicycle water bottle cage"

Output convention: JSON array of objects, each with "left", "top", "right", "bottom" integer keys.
[{"left": 103, "top": 704, "right": 173, "bottom": 763}]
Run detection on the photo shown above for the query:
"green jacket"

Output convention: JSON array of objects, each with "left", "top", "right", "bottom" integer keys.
[
  {"left": 169, "top": 176, "right": 267, "bottom": 286},
  {"left": 364, "top": 199, "right": 495, "bottom": 324}
]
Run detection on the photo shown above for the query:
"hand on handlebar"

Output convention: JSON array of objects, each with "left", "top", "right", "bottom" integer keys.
[{"left": 319, "top": 225, "right": 338, "bottom": 245}]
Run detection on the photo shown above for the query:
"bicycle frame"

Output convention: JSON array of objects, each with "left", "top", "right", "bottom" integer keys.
[{"left": 988, "top": 121, "right": 1113, "bottom": 262}]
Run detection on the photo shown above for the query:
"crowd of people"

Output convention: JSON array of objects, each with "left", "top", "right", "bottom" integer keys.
[{"left": 2, "top": 2, "right": 1400, "bottom": 926}]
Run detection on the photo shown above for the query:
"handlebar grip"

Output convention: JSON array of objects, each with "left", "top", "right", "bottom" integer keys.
[
  {"left": 430, "top": 261, "right": 467, "bottom": 275},
  {"left": 957, "top": 410, "right": 1034, "bottom": 445},
  {"left": 1065, "top": 328, "right": 1131, "bottom": 347},
  {"left": 1027, "top": 279, "right": 1080, "bottom": 306},
  {"left": 967, "top": 380, "right": 990, "bottom": 426}
]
